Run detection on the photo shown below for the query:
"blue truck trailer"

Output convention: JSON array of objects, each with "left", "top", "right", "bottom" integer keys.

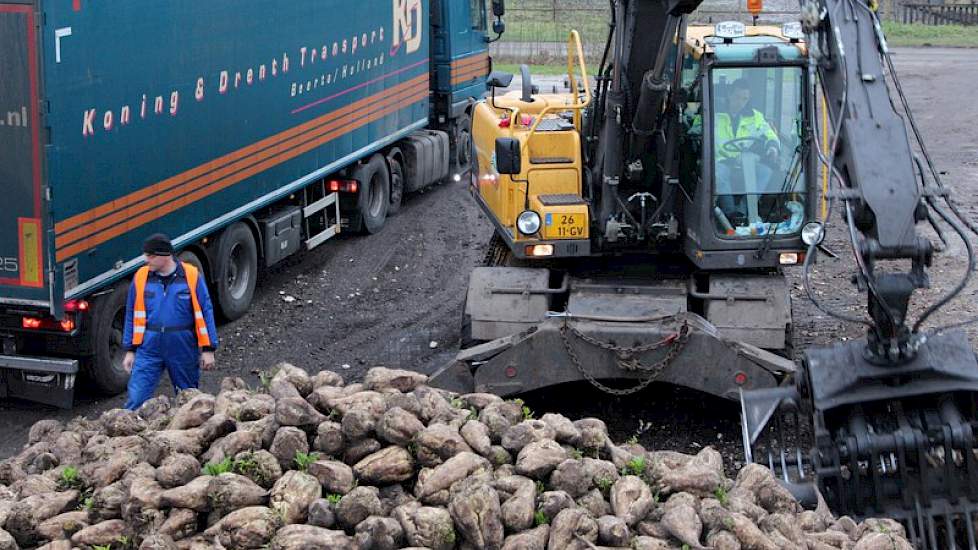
[{"left": 0, "top": 0, "right": 505, "bottom": 406}]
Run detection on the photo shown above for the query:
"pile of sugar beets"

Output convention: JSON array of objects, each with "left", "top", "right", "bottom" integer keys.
[{"left": 0, "top": 365, "right": 913, "bottom": 550}]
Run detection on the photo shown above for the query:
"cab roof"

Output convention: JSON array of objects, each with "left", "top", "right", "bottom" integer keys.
[{"left": 684, "top": 24, "right": 807, "bottom": 59}]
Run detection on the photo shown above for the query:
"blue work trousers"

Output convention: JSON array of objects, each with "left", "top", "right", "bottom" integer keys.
[{"left": 124, "top": 329, "right": 201, "bottom": 410}]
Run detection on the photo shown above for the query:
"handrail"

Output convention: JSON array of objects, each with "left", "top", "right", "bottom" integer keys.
[
  {"left": 515, "top": 30, "right": 593, "bottom": 139},
  {"left": 566, "top": 30, "right": 592, "bottom": 132}
]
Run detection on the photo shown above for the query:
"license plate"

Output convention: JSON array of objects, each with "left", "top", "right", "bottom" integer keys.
[{"left": 545, "top": 213, "right": 586, "bottom": 239}]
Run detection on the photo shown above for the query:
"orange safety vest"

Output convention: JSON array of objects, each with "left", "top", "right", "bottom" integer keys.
[{"left": 131, "top": 262, "right": 212, "bottom": 347}]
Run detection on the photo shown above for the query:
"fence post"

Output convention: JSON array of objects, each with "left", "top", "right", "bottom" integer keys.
[{"left": 551, "top": 0, "right": 558, "bottom": 46}]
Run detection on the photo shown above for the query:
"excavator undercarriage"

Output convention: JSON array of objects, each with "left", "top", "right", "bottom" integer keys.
[{"left": 435, "top": 267, "right": 796, "bottom": 399}]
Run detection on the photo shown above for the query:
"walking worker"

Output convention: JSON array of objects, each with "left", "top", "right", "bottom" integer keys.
[{"left": 122, "top": 233, "right": 218, "bottom": 410}]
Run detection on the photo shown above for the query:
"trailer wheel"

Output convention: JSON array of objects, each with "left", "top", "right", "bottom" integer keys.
[
  {"left": 214, "top": 222, "right": 258, "bottom": 321},
  {"left": 388, "top": 155, "right": 404, "bottom": 216},
  {"left": 89, "top": 280, "right": 132, "bottom": 395},
  {"left": 354, "top": 154, "right": 390, "bottom": 234}
]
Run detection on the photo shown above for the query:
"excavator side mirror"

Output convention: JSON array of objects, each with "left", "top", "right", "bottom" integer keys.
[
  {"left": 487, "top": 0, "right": 506, "bottom": 43},
  {"left": 492, "top": 0, "right": 505, "bottom": 17},
  {"left": 493, "top": 19, "right": 506, "bottom": 36},
  {"left": 487, "top": 71, "right": 514, "bottom": 89},
  {"left": 495, "top": 138, "right": 521, "bottom": 175}
]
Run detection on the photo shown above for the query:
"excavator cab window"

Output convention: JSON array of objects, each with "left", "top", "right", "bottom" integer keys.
[
  {"left": 710, "top": 66, "right": 805, "bottom": 238},
  {"left": 679, "top": 55, "right": 704, "bottom": 194}
]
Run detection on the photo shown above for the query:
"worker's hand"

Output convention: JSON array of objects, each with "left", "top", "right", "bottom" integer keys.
[
  {"left": 766, "top": 145, "right": 779, "bottom": 163},
  {"left": 200, "top": 351, "right": 216, "bottom": 371},
  {"left": 123, "top": 351, "right": 135, "bottom": 373}
]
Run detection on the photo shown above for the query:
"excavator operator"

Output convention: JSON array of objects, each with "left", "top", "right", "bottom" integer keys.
[{"left": 714, "top": 78, "right": 781, "bottom": 226}]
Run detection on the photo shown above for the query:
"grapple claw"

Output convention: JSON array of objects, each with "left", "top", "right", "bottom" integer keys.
[{"left": 741, "top": 330, "right": 978, "bottom": 549}]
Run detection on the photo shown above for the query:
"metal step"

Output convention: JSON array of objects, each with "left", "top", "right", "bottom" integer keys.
[{"left": 302, "top": 180, "right": 341, "bottom": 250}]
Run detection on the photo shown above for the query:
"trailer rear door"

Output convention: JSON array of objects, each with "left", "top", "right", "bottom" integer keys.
[{"left": 0, "top": 2, "right": 48, "bottom": 307}]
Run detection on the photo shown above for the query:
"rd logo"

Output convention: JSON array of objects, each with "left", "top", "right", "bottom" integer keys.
[{"left": 392, "top": 0, "right": 423, "bottom": 55}]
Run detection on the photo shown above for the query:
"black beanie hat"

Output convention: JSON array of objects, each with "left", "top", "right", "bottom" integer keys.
[{"left": 142, "top": 233, "right": 174, "bottom": 256}]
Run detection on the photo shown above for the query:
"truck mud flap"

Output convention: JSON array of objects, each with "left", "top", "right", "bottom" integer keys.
[
  {"left": 432, "top": 312, "right": 795, "bottom": 399},
  {"left": 0, "top": 355, "right": 78, "bottom": 409}
]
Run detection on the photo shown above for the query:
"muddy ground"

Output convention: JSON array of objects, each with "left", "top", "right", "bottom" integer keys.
[{"left": 2, "top": 47, "right": 976, "bottom": 462}]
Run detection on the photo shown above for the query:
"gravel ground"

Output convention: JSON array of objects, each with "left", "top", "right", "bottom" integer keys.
[{"left": 2, "top": 47, "right": 976, "bottom": 463}]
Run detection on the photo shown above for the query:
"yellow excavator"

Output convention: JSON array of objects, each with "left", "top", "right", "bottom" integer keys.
[
  {"left": 433, "top": 0, "right": 978, "bottom": 546},
  {"left": 434, "top": 10, "right": 817, "bottom": 401}
]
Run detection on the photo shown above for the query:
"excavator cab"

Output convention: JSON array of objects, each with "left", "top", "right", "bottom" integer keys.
[{"left": 678, "top": 21, "right": 818, "bottom": 270}]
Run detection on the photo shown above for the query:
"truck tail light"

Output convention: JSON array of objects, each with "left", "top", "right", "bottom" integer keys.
[
  {"left": 22, "top": 314, "right": 77, "bottom": 332},
  {"left": 64, "top": 299, "right": 89, "bottom": 312},
  {"left": 22, "top": 317, "right": 42, "bottom": 329},
  {"left": 327, "top": 179, "right": 359, "bottom": 193}
]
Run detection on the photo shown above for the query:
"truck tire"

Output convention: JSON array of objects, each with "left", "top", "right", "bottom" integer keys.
[
  {"left": 470, "top": 132, "right": 480, "bottom": 186},
  {"left": 354, "top": 154, "right": 390, "bottom": 234},
  {"left": 178, "top": 249, "right": 205, "bottom": 274},
  {"left": 89, "top": 281, "right": 132, "bottom": 395},
  {"left": 214, "top": 222, "right": 258, "bottom": 321},
  {"left": 388, "top": 154, "right": 404, "bottom": 216},
  {"left": 453, "top": 113, "right": 473, "bottom": 173}
]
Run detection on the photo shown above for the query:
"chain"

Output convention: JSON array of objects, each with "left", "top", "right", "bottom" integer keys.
[{"left": 559, "top": 319, "right": 690, "bottom": 396}]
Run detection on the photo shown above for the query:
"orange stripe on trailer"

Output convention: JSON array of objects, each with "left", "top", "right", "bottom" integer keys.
[
  {"left": 55, "top": 76, "right": 427, "bottom": 249},
  {"left": 54, "top": 74, "right": 428, "bottom": 237},
  {"left": 56, "top": 79, "right": 426, "bottom": 251},
  {"left": 451, "top": 52, "right": 487, "bottom": 66},
  {"left": 453, "top": 70, "right": 489, "bottom": 86},
  {"left": 453, "top": 63, "right": 489, "bottom": 85},
  {"left": 455, "top": 60, "right": 489, "bottom": 75},
  {"left": 55, "top": 87, "right": 429, "bottom": 262},
  {"left": 452, "top": 55, "right": 487, "bottom": 71},
  {"left": 452, "top": 57, "right": 488, "bottom": 74},
  {"left": 56, "top": 84, "right": 427, "bottom": 261}
]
